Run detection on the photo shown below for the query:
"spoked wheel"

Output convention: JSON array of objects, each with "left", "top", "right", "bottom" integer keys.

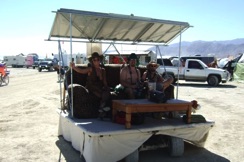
[{"left": 3, "top": 75, "right": 9, "bottom": 85}]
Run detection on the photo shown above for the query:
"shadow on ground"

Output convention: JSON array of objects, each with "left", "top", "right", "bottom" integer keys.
[
  {"left": 56, "top": 136, "right": 84, "bottom": 162},
  {"left": 56, "top": 136, "right": 230, "bottom": 162},
  {"left": 174, "top": 82, "right": 237, "bottom": 89},
  {"left": 139, "top": 142, "right": 230, "bottom": 162}
]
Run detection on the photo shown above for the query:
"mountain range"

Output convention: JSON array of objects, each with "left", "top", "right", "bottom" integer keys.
[{"left": 149, "top": 38, "right": 244, "bottom": 58}]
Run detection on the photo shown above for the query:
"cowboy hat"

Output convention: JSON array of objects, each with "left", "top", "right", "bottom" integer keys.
[
  {"left": 88, "top": 52, "right": 104, "bottom": 63},
  {"left": 146, "top": 61, "right": 159, "bottom": 69},
  {"left": 127, "top": 53, "right": 138, "bottom": 61}
]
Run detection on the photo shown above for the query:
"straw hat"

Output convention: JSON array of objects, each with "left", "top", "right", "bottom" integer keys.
[{"left": 146, "top": 61, "right": 159, "bottom": 69}]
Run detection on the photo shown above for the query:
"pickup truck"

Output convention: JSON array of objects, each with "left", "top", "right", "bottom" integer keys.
[
  {"left": 157, "top": 59, "right": 230, "bottom": 86},
  {"left": 38, "top": 59, "right": 57, "bottom": 72}
]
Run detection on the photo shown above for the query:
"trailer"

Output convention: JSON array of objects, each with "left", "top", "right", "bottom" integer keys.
[
  {"left": 3, "top": 53, "right": 26, "bottom": 67},
  {"left": 58, "top": 109, "right": 214, "bottom": 162},
  {"left": 48, "top": 8, "right": 215, "bottom": 162}
]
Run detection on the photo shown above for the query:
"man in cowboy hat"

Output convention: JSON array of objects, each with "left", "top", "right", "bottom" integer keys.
[
  {"left": 70, "top": 52, "right": 110, "bottom": 116},
  {"left": 142, "top": 60, "right": 173, "bottom": 93},
  {"left": 120, "top": 53, "right": 142, "bottom": 99}
]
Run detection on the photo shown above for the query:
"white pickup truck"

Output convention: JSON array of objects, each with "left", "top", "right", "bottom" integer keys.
[{"left": 157, "top": 59, "right": 230, "bottom": 86}]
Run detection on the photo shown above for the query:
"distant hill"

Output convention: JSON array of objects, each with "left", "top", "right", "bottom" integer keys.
[{"left": 149, "top": 38, "right": 244, "bottom": 58}]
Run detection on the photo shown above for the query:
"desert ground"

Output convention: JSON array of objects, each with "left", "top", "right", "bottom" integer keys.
[{"left": 0, "top": 67, "right": 243, "bottom": 162}]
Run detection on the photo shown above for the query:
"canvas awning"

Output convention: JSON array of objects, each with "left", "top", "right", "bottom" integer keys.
[{"left": 48, "top": 8, "right": 191, "bottom": 45}]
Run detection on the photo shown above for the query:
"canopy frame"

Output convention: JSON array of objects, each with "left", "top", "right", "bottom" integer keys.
[{"left": 47, "top": 8, "right": 192, "bottom": 116}]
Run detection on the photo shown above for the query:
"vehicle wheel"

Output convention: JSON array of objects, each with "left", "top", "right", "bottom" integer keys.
[
  {"left": 168, "top": 136, "right": 184, "bottom": 157},
  {"left": 3, "top": 75, "right": 9, "bottom": 85},
  {"left": 0, "top": 76, "right": 2, "bottom": 86},
  {"left": 38, "top": 68, "right": 42, "bottom": 72},
  {"left": 207, "top": 75, "right": 219, "bottom": 86},
  {"left": 124, "top": 149, "right": 139, "bottom": 162},
  {"left": 33, "top": 67, "right": 35, "bottom": 69}
]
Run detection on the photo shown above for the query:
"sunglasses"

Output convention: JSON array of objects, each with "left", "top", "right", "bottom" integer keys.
[{"left": 150, "top": 65, "right": 157, "bottom": 68}]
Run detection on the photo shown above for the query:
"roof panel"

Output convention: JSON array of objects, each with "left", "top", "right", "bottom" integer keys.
[{"left": 48, "top": 8, "right": 191, "bottom": 45}]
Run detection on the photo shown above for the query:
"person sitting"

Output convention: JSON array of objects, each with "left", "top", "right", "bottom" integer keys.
[
  {"left": 120, "top": 53, "right": 142, "bottom": 99},
  {"left": 142, "top": 61, "right": 175, "bottom": 118},
  {"left": 141, "top": 61, "right": 174, "bottom": 95},
  {"left": 70, "top": 52, "right": 111, "bottom": 115}
]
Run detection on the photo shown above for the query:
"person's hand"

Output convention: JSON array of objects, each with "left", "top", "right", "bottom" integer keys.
[{"left": 70, "top": 62, "right": 75, "bottom": 68}]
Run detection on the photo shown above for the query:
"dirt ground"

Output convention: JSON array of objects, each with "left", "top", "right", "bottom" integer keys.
[{"left": 0, "top": 67, "right": 243, "bottom": 162}]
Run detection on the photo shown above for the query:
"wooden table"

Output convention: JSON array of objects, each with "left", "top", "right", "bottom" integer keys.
[{"left": 112, "top": 99, "right": 192, "bottom": 129}]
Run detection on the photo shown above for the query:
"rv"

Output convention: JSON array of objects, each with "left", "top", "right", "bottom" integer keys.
[
  {"left": 3, "top": 54, "right": 26, "bottom": 67},
  {"left": 25, "top": 53, "right": 39, "bottom": 68}
]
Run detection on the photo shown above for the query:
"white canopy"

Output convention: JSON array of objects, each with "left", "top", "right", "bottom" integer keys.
[{"left": 48, "top": 8, "right": 191, "bottom": 45}]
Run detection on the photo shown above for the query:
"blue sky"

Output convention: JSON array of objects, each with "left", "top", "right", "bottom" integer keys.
[{"left": 0, "top": 0, "right": 243, "bottom": 58}]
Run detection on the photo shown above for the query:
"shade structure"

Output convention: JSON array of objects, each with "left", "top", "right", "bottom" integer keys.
[{"left": 48, "top": 8, "right": 191, "bottom": 45}]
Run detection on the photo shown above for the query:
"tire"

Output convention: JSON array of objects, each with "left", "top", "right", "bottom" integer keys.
[
  {"left": 168, "top": 136, "right": 184, "bottom": 157},
  {"left": 0, "top": 76, "right": 2, "bottom": 86},
  {"left": 38, "top": 68, "right": 42, "bottom": 72},
  {"left": 207, "top": 75, "right": 219, "bottom": 86},
  {"left": 3, "top": 75, "right": 9, "bottom": 85},
  {"left": 125, "top": 149, "right": 139, "bottom": 162}
]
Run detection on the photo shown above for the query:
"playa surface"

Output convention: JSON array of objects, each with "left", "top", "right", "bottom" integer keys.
[{"left": 0, "top": 67, "right": 243, "bottom": 162}]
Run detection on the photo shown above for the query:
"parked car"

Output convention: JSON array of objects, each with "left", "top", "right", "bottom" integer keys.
[{"left": 38, "top": 58, "right": 57, "bottom": 72}]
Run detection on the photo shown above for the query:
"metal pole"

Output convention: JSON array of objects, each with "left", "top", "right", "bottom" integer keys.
[
  {"left": 70, "top": 13, "right": 74, "bottom": 117},
  {"left": 58, "top": 40, "right": 63, "bottom": 110},
  {"left": 176, "top": 26, "right": 182, "bottom": 99}
]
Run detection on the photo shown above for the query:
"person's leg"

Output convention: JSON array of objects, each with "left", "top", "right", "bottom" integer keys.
[
  {"left": 124, "top": 87, "right": 135, "bottom": 99},
  {"left": 164, "top": 84, "right": 175, "bottom": 99},
  {"left": 163, "top": 77, "right": 174, "bottom": 90}
]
